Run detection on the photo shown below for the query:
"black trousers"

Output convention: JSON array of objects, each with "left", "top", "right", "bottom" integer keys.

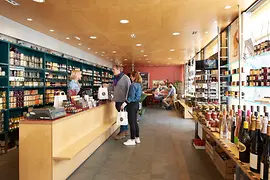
[{"left": 127, "top": 102, "right": 140, "bottom": 139}]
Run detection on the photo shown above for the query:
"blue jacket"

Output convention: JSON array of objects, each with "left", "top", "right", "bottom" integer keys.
[{"left": 127, "top": 83, "right": 142, "bottom": 103}]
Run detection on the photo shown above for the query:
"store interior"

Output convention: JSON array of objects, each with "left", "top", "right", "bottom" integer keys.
[{"left": 0, "top": 0, "right": 270, "bottom": 180}]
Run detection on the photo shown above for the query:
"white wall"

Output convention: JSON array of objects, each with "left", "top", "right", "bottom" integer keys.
[{"left": 0, "top": 16, "right": 112, "bottom": 68}]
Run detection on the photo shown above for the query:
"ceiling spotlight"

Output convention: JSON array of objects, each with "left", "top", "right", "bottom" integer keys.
[
  {"left": 90, "top": 36, "right": 97, "bottom": 39},
  {"left": 33, "top": 0, "right": 45, "bottom": 2},
  {"left": 102, "top": 51, "right": 105, "bottom": 54},
  {"left": 170, "top": 49, "right": 175, "bottom": 52},
  {"left": 88, "top": 48, "right": 91, "bottom": 50},
  {"left": 141, "top": 50, "right": 144, "bottom": 52},
  {"left": 95, "top": 52, "right": 98, "bottom": 54},
  {"left": 101, "top": 54, "right": 104, "bottom": 56},
  {"left": 172, "top": 32, "right": 180, "bottom": 36},
  {"left": 120, "top": 19, "right": 129, "bottom": 24},
  {"left": 5, "top": 0, "right": 20, "bottom": 6},
  {"left": 136, "top": 44, "right": 142, "bottom": 47},
  {"left": 225, "top": 5, "right": 231, "bottom": 9},
  {"left": 49, "top": 29, "right": 54, "bottom": 32},
  {"left": 27, "top": 18, "right": 33, "bottom": 21},
  {"left": 112, "top": 51, "right": 117, "bottom": 53},
  {"left": 131, "top": 34, "right": 136, "bottom": 38},
  {"left": 124, "top": 59, "right": 127, "bottom": 61},
  {"left": 75, "top": 36, "right": 80, "bottom": 40},
  {"left": 66, "top": 37, "right": 70, "bottom": 40},
  {"left": 205, "top": 31, "right": 208, "bottom": 34},
  {"left": 78, "top": 43, "right": 82, "bottom": 46},
  {"left": 144, "top": 55, "right": 147, "bottom": 57},
  {"left": 168, "top": 58, "right": 172, "bottom": 60},
  {"left": 146, "top": 58, "right": 149, "bottom": 60}
]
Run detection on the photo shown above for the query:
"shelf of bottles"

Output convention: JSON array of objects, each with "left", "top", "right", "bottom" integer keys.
[{"left": 0, "top": 38, "right": 113, "bottom": 154}]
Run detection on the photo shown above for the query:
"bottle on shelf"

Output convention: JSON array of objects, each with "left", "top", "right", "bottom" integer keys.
[
  {"left": 231, "top": 110, "right": 236, "bottom": 143},
  {"left": 250, "top": 120, "right": 263, "bottom": 173},
  {"left": 220, "top": 108, "right": 228, "bottom": 139},
  {"left": 250, "top": 112, "right": 257, "bottom": 140},
  {"left": 239, "top": 121, "right": 251, "bottom": 163},
  {"left": 261, "top": 112, "right": 269, "bottom": 143},
  {"left": 260, "top": 124, "right": 270, "bottom": 180},
  {"left": 239, "top": 110, "right": 246, "bottom": 140}
]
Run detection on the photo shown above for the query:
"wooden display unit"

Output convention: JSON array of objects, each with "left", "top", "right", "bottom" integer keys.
[
  {"left": 19, "top": 102, "right": 118, "bottom": 180},
  {"left": 175, "top": 100, "right": 193, "bottom": 119}
]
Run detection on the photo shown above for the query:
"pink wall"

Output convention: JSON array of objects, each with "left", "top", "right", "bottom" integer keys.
[{"left": 124, "top": 65, "right": 184, "bottom": 88}]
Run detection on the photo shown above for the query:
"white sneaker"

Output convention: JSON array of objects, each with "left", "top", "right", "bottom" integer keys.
[
  {"left": 123, "top": 139, "right": 136, "bottom": 146},
  {"left": 135, "top": 137, "right": 141, "bottom": 144}
]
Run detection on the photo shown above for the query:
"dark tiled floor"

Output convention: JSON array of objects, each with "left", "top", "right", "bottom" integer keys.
[
  {"left": 68, "top": 108, "right": 223, "bottom": 180},
  {"left": 0, "top": 108, "right": 223, "bottom": 180}
]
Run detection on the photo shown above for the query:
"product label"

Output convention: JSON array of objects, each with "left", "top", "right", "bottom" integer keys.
[
  {"left": 250, "top": 153, "right": 258, "bottom": 170},
  {"left": 260, "top": 162, "right": 264, "bottom": 179}
]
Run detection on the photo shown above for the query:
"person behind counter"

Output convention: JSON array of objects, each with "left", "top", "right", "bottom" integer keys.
[
  {"left": 105, "top": 63, "right": 131, "bottom": 140},
  {"left": 68, "top": 70, "right": 82, "bottom": 97},
  {"left": 122, "top": 71, "right": 142, "bottom": 146}
]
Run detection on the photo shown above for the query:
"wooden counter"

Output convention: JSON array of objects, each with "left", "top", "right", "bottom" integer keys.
[
  {"left": 175, "top": 100, "right": 193, "bottom": 119},
  {"left": 193, "top": 117, "right": 260, "bottom": 180},
  {"left": 19, "top": 102, "right": 118, "bottom": 180}
]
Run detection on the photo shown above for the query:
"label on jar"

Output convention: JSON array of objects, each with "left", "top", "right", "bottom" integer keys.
[
  {"left": 250, "top": 153, "right": 258, "bottom": 169},
  {"left": 260, "top": 162, "right": 264, "bottom": 179}
]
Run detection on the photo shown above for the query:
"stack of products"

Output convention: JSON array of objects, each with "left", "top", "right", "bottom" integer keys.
[
  {"left": 247, "top": 67, "right": 270, "bottom": 87},
  {"left": 225, "top": 91, "right": 245, "bottom": 99},
  {"left": 62, "top": 100, "right": 79, "bottom": 113},
  {"left": 9, "top": 116, "right": 23, "bottom": 130},
  {"left": 67, "top": 66, "right": 80, "bottom": 74},
  {"left": 0, "top": 91, "right": 6, "bottom": 110},
  {"left": 82, "top": 69, "right": 92, "bottom": 76},
  {"left": 9, "top": 90, "right": 43, "bottom": 108},
  {"left": 0, "top": 112, "right": 4, "bottom": 133},
  {"left": 45, "top": 81, "right": 67, "bottom": 87},
  {"left": 10, "top": 48, "right": 43, "bottom": 69},
  {"left": 46, "top": 62, "right": 66, "bottom": 72},
  {"left": 82, "top": 76, "right": 93, "bottom": 87},
  {"left": 0, "top": 67, "right": 6, "bottom": 76},
  {"left": 45, "top": 89, "right": 61, "bottom": 103},
  {"left": 254, "top": 40, "right": 270, "bottom": 55},
  {"left": 45, "top": 73, "right": 66, "bottom": 80}
]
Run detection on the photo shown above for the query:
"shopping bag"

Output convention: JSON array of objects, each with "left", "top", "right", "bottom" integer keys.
[
  {"left": 116, "top": 110, "right": 128, "bottom": 126},
  {"left": 98, "top": 87, "right": 109, "bottom": 100},
  {"left": 54, "top": 91, "right": 67, "bottom": 108}
]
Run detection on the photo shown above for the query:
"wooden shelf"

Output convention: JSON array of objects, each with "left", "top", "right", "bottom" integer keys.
[{"left": 194, "top": 118, "right": 260, "bottom": 180}]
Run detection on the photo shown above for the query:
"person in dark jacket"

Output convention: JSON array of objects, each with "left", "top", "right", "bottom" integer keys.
[{"left": 122, "top": 71, "right": 142, "bottom": 146}]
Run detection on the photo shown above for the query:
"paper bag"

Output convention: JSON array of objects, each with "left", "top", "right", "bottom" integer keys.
[
  {"left": 98, "top": 87, "right": 109, "bottom": 100},
  {"left": 116, "top": 111, "right": 128, "bottom": 126},
  {"left": 54, "top": 91, "right": 67, "bottom": 108}
]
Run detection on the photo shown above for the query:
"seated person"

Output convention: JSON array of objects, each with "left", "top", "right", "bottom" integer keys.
[
  {"left": 153, "top": 84, "right": 164, "bottom": 101},
  {"left": 162, "top": 83, "right": 176, "bottom": 110}
]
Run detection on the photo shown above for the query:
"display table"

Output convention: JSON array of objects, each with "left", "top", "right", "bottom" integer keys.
[
  {"left": 19, "top": 102, "right": 118, "bottom": 180},
  {"left": 194, "top": 117, "right": 260, "bottom": 180},
  {"left": 175, "top": 100, "right": 193, "bottom": 119}
]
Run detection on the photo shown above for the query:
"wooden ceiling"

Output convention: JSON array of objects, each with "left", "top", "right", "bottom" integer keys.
[{"left": 0, "top": 0, "right": 256, "bottom": 65}]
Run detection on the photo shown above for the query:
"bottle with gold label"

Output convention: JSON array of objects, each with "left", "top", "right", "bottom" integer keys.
[{"left": 239, "top": 121, "right": 251, "bottom": 163}]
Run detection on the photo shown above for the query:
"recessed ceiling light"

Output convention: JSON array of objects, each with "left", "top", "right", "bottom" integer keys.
[
  {"left": 27, "top": 18, "right": 33, "bottom": 21},
  {"left": 172, "top": 32, "right": 180, "bottom": 36},
  {"left": 49, "top": 29, "right": 54, "bottom": 32},
  {"left": 205, "top": 31, "right": 208, "bottom": 34},
  {"left": 141, "top": 50, "right": 144, "bottom": 52},
  {"left": 225, "top": 5, "right": 231, "bottom": 9},
  {"left": 120, "top": 19, "right": 129, "bottom": 24},
  {"left": 102, "top": 52, "right": 105, "bottom": 54},
  {"left": 101, "top": 54, "right": 104, "bottom": 56},
  {"left": 95, "top": 52, "right": 98, "bottom": 54},
  {"left": 170, "top": 49, "right": 175, "bottom": 52},
  {"left": 90, "top": 36, "right": 97, "bottom": 39},
  {"left": 88, "top": 48, "right": 90, "bottom": 50},
  {"left": 78, "top": 43, "right": 82, "bottom": 46},
  {"left": 124, "top": 59, "right": 127, "bottom": 61},
  {"left": 66, "top": 37, "right": 70, "bottom": 40},
  {"left": 33, "top": 0, "right": 45, "bottom": 2},
  {"left": 75, "top": 36, "right": 80, "bottom": 40},
  {"left": 144, "top": 55, "right": 147, "bottom": 57},
  {"left": 136, "top": 44, "right": 142, "bottom": 47},
  {"left": 112, "top": 51, "right": 117, "bottom": 53},
  {"left": 131, "top": 34, "right": 136, "bottom": 38},
  {"left": 5, "top": 0, "right": 20, "bottom": 6},
  {"left": 168, "top": 58, "right": 172, "bottom": 60}
]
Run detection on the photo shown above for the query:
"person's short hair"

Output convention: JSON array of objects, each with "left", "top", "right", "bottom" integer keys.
[
  {"left": 70, "top": 70, "right": 81, "bottom": 80},
  {"left": 113, "top": 63, "right": 123, "bottom": 72},
  {"left": 130, "top": 71, "right": 142, "bottom": 83}
]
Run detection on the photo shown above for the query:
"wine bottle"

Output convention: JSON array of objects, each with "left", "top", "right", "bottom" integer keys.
[
  {"left": 250, "top": 120, "right": 263, "bottom": 173},
  {"left": 239, "top": 121, "right": 251, "bottom": 163},
  {"left": 260, "top": 124, "right": 270, "bottom": 180},
  {"left": 220, "top": 109, "right": 228, "bottom": 139},
  {"left": 239, "top": 110, "right": 246, "bottom": 140},
  {"left": 250, "top": 112, "right": 257, "bottom": 140},
  {"left": 261, "top": 112, "right": 268, "bottom": 143},
  {"left": 231, "top": 110, "right": 236, "bottom": 143}
]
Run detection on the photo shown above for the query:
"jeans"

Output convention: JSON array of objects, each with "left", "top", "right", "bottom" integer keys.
[
  {"left": 127, "top": 102, "right": 140, "bottom": 139},
  {"left": 115, "top": 102, "right": 128, "bottom": 132}
]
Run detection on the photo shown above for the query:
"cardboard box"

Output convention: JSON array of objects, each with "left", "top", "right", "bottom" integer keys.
[{"left": 214, "top": 150, "right": 236, "bottom": 180}]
